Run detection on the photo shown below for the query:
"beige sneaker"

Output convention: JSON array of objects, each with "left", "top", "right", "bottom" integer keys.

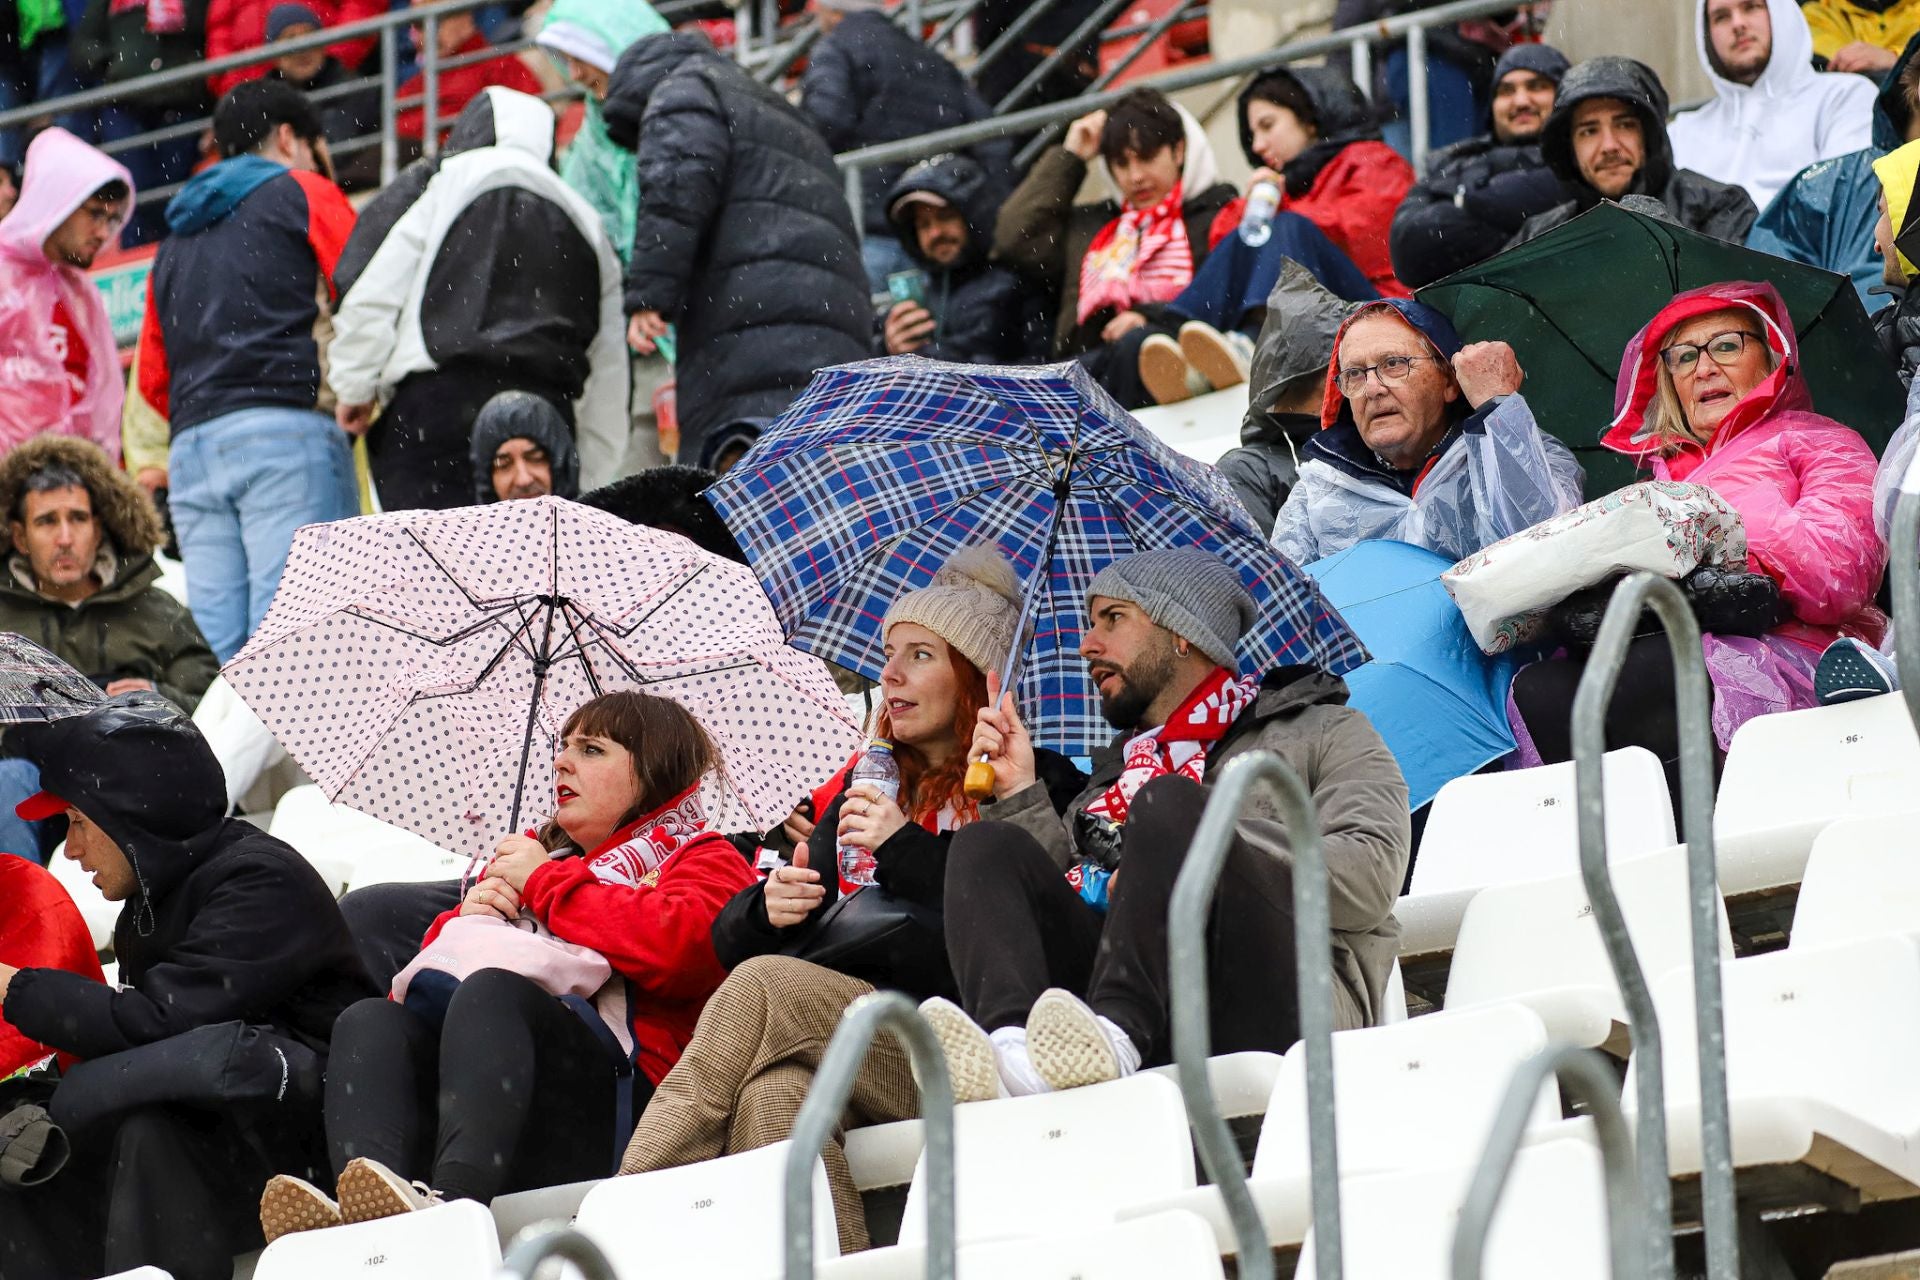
[
  {"left": 1139, "top": 334, "right": 1201, "bottom": 405},
  {"left": 260, "top": 1174, "right": 343, "bottom": 1243},
  {"left": 918, "top": 997, "right": 1003, "bottom": 1104},
  {"left": 335, "top": 1157, "right": 442, "bottom": 1225},
  {"left": 1179, "top": 321, "right": 1254, "bottom": 391},
  {"left": 1025, "top": 989, "right": 1136, "bottom": 1091}
]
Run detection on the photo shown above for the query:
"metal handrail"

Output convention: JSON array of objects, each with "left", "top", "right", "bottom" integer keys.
[
  {"left": 992, "top": 0, "right": 1133, "bottom": 114},
  {"left": 1450, "top": 1045, "right": 1647, "bottom": 1280},
  {"left": 1171, "top": 751, "right": 1342, "bottom": 1280},
  {"left": 1571, "top": 573, "right": 1738, "bottom": 1280},
  {"left": 1891, "top": 490, "right": 1920, "bottom": 730},
  {"left": 783, "top": 991, "right": 955, "bottom": 1280},
  {"left": 499, "top": 1224, "right": 622, "bottom": 1280},
  {"left": 1010, "top": 0, "right": 1206, "bottom": 171}
]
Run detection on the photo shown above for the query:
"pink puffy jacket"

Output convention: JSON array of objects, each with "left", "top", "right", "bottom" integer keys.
[
  {"left": 1605, "top": 280, "right": 1887, "bottom": 650},
  {"left": 0, "top": 129, "right": 132, "bottom": 464}
]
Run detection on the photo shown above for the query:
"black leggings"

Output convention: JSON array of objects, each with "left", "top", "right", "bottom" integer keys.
[
  {"left": 942, "top": 775, "right": 1300, "bottom": 1065},
  {"left": 325, "top": 968, "right": 624, "bottom": 1204}
]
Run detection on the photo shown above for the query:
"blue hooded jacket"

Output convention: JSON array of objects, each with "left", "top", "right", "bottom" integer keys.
[{"left": 1746, "top": 33, "right": 1920, "bottom": 308}]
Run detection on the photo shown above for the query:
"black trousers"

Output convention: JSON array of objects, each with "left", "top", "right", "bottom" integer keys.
[
  {"left": 338, "top": 877, "right": 462, "bottom": 991},
  {"left": 0, "top": 1104, "right": 280, "bottom": 1280},
  {"left": 1510, "top": 634, "right": 1707, "bottom": 811},
  {"left": 370, "top": 367, "right": 574, "bottom": 512},
  {"left": 325, "top": 968, "right": 627, "bottom": 1204},
  {"left": 1076, "top": 321, "right": 1175, "bottom": 410},
  {"left": 942, "top": 775, "right": 1301, "bottom": 1065}
]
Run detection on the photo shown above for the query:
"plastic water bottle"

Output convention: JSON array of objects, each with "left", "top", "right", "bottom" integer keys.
[
  {"left": 838, "top": 739, "right": 900, "bottom": 887},
  {"left": 1238, "top": 178, "right": 1282, "bottom": 247}
]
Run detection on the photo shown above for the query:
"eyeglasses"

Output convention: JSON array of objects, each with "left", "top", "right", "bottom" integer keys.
[
  {"left": 75, "top": 201, "right": 127, "bottom": 232},
  {"left": 1336, "top": 354, "right": 1445, "bottom": 397},
  {"left": 1658, "top": 330, "right": 1762, "bottom": 375}
]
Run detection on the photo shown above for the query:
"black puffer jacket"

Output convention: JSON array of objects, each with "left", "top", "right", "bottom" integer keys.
[
  {"left": 606, "top": 32, "right": 871, "bottom": 468},
  {"left": 880, "top": 153, "right": 1039, "bottom": 365},
  {"left": 800, "top": 10, "right": 1009, "bottom": 236},
  {"left": 1390, "top": 136, "right": 1564, "bottom": 288},
  {"left": 1510, "top": 57, "right": 1757, "bottom": 247},
  {"left": 1, "top": 696, "right": 373, "bottom": 1062}
]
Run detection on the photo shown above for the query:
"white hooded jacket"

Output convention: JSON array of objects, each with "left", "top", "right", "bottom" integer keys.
[{"left": 1668, "top": 0, "right": 1875, "bottom": 211}]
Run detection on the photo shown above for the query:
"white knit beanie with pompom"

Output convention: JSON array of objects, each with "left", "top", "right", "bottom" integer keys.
[{"left": 880, "top": 544, "right": 1025, "bottom": 679}]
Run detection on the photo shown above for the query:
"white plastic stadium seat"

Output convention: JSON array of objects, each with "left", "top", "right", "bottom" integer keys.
[
  {"left": 1397, "top": 747, "right": 1674, "bottom": 958},
  {"left": 1131, "top": 386, "right": 1249, "bottom": 468},
  {"left": 487, "top": 1177, "right": 602, "bottom": 1252},
  {"left": 101, "top": 1269, "right": 175, "bottom": 1279},
  {"left": 896, "top": 1073, "right": 1195, "bottom": 1248},
  {"left": 253, "top": 1199, "right": 499, "bottom": 1280},
  {"left": 192, "top": 675, "right": 295, "bottom": 814},
  {"left": 1293, "top": 1136, "right": 1614, "bottom": 1280},
  {"left": 1117, "top": 1003, "right": 1565, "bottom": 1257},
  {"left": 572, "top": 1140, "right": 839, "bottom": 1278},
  {"left": 1444, "top": 844, "right": 1733, "bottom": 1054},
  {"left": 266, "top": 786, "right": 464, "bottom": 898},
  {"left": 1628, "top": 933, "right": 1920, "bottom": 1202},
  {"left": 48, "top": 840, "right": 118, "bottom": 953},
  {"left": 1714, "top": 694, "right": 1920, "bottom": 898},
  {"left": 843, "top": 1052, "right": 1281, "bottom": 1196},
  {"left": 819, "top": 1209, "right": 1227, "bottom": 1279},
  {"left": 1787, "top": 809, "right": 1920, "bottom": 951}
]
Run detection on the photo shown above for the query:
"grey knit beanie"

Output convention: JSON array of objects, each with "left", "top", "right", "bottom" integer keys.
[
  {"left": 1086, "top": 548, "right": 1255, "bottom": 669},
  {"left": 882, "top": 544, "right": 1025, "bottom": 678}
]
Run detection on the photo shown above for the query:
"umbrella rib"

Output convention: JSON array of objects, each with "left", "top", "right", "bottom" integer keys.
[
  {"left": 402, "top": 527, "right": 496, "bottom": 612},
  {"left": 1432, "top": 280, "right": 1617, "bottom": 384},
  {"left": 341, "top": 600, "right": 526, "bottom": 648},
  {"left": 1076, "top": 457, "right": 1266, "bottom": 539}
]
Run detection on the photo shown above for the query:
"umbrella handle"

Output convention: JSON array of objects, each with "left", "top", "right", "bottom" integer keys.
[{"left": 963, "top": 755, "right": 996, "bottom": 801}]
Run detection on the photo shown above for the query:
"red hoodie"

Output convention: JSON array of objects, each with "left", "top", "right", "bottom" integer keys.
[
  {"left": 0, "top": 859, "right": 106, "bottom": 1076},
  {"left": 421, "top": 789, "right": 757, "bottom": 1086}
]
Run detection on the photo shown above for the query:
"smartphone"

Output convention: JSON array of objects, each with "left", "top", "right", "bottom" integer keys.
[{"left": 887, "top": 269, "right": 929, "bottom": 309}]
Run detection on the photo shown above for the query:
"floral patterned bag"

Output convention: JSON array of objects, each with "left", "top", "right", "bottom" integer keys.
[{"left": 1441, "top": 482, "right": 1749, "bottom": 655}]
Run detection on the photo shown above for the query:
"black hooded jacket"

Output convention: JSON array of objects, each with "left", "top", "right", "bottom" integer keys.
[
  {"left": 1388, "top": 46, "right": 1572, "bottom": 289},
  {"left": 1, "top": 697, "right": 373, "bottom": 1063},
  {"left": 605, "top": 32, "right": 871, "bottom": 466},
  {"left": 880, "top": 153, "right": 1039, "bottom": 365},
  {"left": 800, "top": 10, "right": 1010, "bottom": 236},
  {"left": 469, "top": 390, "right": 582, "bottom": 503},
  {"left": 1238, "top": 65, "right": 1379, "bottom": 196},
  {"left": 1509, "top": 57, "right": 1758, "bottom": 247}
]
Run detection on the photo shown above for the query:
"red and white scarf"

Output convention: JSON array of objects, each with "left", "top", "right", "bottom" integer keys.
[
  {"left": 1076, "top": 180, "right": 1195, "bottom": 326},
  {"left": 1082, "top": 667, "right": 1258, "bottom": 826},
  {"left": 108, "top": 0, "right": 188, "bottom": 36},
  {"left": 584, "top": 783, "right": 711, "bottom": 889}
]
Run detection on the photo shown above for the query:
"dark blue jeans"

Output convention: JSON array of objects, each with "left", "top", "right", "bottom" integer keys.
[
  {"left": 0, "top": 35, "right": 92, "bottom": 167},
  {"left": 1168, "top": 211, "right": 1379, "bottom": 333},
  {"left": 96, "top": 103, "right": 201, "bottom": 246}
]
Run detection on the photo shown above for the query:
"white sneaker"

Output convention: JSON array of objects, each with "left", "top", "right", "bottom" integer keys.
[
  {"left": 919, "top": 997, "right": 1005, "bottom": 1103},
  {"left": 1025, "top": 989, "right": 1141, "bottom": 1091},
  {"left": 335, "top": 1157, "right": 442, "bottom": 1225},
  {"left": 1179, "top": 321, "right": 1254, "bottom": 390}
]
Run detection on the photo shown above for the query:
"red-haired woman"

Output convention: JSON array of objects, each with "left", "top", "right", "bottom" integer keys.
[{"left": 617, "top": 546, "right": 1084, "bottom": 1251}]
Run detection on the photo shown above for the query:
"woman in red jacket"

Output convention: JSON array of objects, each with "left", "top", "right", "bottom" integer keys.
[{"left": 259, "top": 690, "right": 756, "bottom": 1238}]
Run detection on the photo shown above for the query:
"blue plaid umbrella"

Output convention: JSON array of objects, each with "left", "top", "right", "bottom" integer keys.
[{"left": 707, "top": 357, "right": 1368, "bottom": 755}]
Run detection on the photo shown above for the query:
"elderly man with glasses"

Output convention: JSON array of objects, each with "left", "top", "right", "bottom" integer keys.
[{"left": 1271, "top": 297, "right": 1585, "bottom": 566}]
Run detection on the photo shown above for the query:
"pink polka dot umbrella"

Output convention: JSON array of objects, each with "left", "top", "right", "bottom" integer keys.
[{"left": 223, "top": 496, "right": 862, "bottom": 863}]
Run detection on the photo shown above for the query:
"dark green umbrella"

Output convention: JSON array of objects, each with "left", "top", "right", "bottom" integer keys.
[{"left": 1419, "top": 202, "right": 1905, "bottom": 497}]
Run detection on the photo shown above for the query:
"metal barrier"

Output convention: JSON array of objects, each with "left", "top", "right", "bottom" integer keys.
[
  {"left": 782, "top": 991, "right": 956, "bottom": 1280},
  {"left": 499, "top": 1223, "right": 623, "bottom": 1280},
  {"left": 1570, "top": 573, "right": 1738, "bottom": 1280},
  {"left": 1891, "top": 488, "right": 1920, "bottom": 731},
  {"left": 1450, "top": 1045, "right": 1647, "bottom": 1280},
  {"left": 1170, "top": 750, "right": 1342, "bottom": 1280},
  {"left": 835, "top": 0, "right": 1534, "bottom": 240}
]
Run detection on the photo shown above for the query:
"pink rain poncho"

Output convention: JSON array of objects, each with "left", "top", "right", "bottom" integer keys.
[
  {"left": 0, "top": 128, "right": 132, "bottom": 462},
  {"left": 1603, "top": 280, "right": 1885, "bottom": 744}
]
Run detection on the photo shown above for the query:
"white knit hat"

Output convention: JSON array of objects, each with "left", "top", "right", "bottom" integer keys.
[{"left": 881, "top": 544, "right": 1025, "bottom": 678}]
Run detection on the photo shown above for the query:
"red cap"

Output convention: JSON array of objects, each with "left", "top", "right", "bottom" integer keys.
[{"left": 15, "top": 791, "right": 71, "bottom": 821}]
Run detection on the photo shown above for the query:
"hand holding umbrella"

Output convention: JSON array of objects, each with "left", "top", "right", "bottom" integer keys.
[{"left": 965, "top": 670, "right": 1037, "bottom": 801}]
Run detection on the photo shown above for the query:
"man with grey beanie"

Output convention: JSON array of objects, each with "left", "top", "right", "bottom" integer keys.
[{"left": 919, "top": 547, "right": 1410, "bottom": 1101}]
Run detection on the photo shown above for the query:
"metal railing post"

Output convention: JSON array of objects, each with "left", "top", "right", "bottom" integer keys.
[
  {"left": 420, "top": 12, "right": 440, "bottom": 160},
  {"left": 993, "top": 0, "right": 1133, "bottom": 114},
  {"left": 784, "top": 992, "right": 955, "bottom": 1280},
  {"left": 1349, "top": 35, "right": 1372, "bottom": 103},
  {"left": 1405, "top": 20, "right": 1430, "bottom": 175},
  {"left": 845, "top": 163, "right": 866, "bottom": 246},
  {"left": 927, "top": 0, "right": 988, "bottom": 51},
  {"left": 1171, "top": 752, "right": 1341, "bottom": 1280},
  {"left": 971, "top": 0, "right": 1065, "bottom": 83},
  {"left": 1571, "top": 573, "right": 1738, "bottom": 1280},
  {"left": 1890, "top": 490, "right": 1920, "bottom": 731},
  {"left": 1451, "top": 1045, "right": 1647, "bottom": 1280},
  {"left": 380, "top": 23, "right": 399, "bottom": 185},
  {"left": 499, "top": 1225, "right": 621, "bottom": 1280},
  {"left": 1011, "top": 0, "right": 1203, "bottom": 172}
]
